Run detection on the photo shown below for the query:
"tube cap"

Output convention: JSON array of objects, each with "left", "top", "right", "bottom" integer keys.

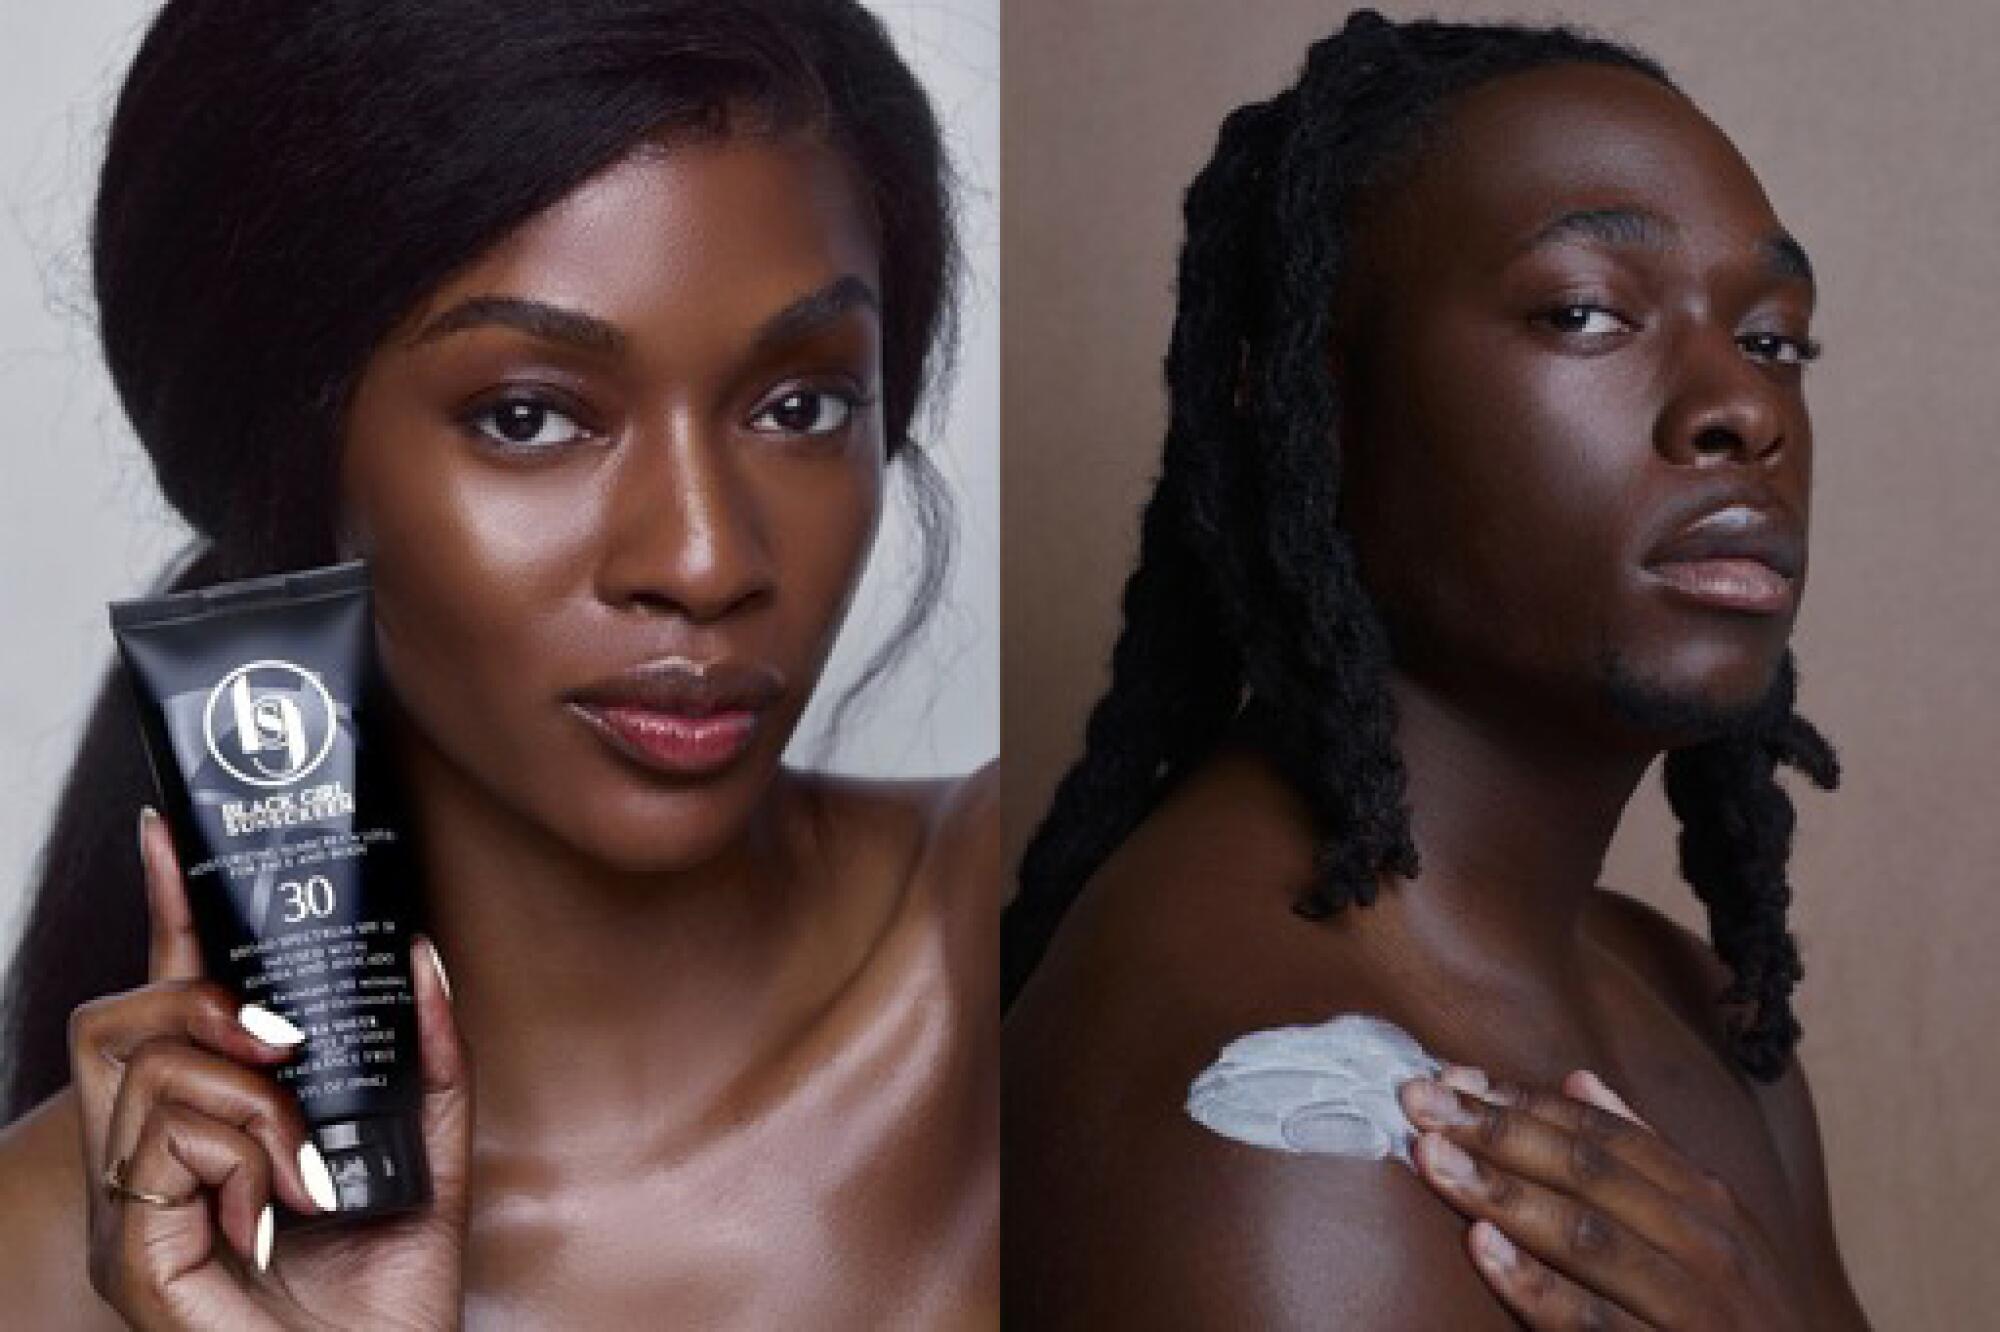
[{"left": 308, "top": 1114, "right": 430, "bottom": 1220}]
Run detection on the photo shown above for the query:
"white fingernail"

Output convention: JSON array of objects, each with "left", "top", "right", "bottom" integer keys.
[
  {"left": 255, "top": 1204, "right": 274, "bottom": 1272},
  {"left": 298, "top": 1141, "right": 339, "bottom": 1213},
  {"left": 426, "top": 941, "right": 453, "bottom": 1002},
  {"left": 237, "top": 1004, "right": 306, "bottom": 1047}
]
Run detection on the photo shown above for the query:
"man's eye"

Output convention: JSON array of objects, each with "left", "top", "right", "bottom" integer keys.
[
  {"left": 1543, "top": 305, "right": 1629, "bottom": 336},
  {"left": 466, "top": 398, "right": 591, "bottom": 450},
  {"left": 1738, "top": 332, "right": 1822, "bottom": 366},
  {"left": 750, "top": 389, "right": 861, "bottom": 437}
]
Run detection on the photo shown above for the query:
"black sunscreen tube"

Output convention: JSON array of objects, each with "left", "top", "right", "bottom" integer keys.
[{"left": 111, "top": 559, "right": 428, "bottom": 1221}]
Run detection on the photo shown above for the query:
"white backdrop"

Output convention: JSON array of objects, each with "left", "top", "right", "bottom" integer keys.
[{"left": 0, "top": 1, "right": 1000, "bottom": 951}]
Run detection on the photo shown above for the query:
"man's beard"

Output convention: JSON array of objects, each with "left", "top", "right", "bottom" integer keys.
[{"left": 1596, "top": 645, "right": 1790, "bottom": 744}]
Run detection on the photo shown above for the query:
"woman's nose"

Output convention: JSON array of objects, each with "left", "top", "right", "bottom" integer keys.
[{"left": 594, "top": 419, "right": 775, "bottom": 623}]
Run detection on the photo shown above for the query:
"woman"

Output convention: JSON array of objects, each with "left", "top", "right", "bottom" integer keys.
[
  {"left": 0, "top": 1, "right": 996, "bottom": 1327},
  {"left": 1005, "top": 12, "right": 1865, "bottom": 1329}
]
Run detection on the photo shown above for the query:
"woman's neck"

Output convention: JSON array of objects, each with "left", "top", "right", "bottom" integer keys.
[{"left": 396, "top": 739, "right": 879, "bottom": 1153}]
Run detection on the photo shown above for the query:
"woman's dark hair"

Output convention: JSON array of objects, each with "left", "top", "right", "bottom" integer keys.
[
  {"left": 3, "top": 0, "right": 959, "bottom": 1121},
  {"left": 1004, "top": 10, "right": 1838, "bottom": 1082}
]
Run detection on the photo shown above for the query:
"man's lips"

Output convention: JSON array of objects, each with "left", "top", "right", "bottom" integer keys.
[{"left": 1641, "top": 503, "right": 1804, "bottom": 616}]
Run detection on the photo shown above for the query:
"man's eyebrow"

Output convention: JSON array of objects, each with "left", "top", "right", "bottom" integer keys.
[
  {"left": 1760, "top": 234, "right": 1815, "bottom": 287},
  {"left": 1524, "top": 208, "right": 1816, "bottom": 288},
  {"left": 748, "top": 274, "right": 880, "bottom": 358},
  {"left": 1525, "top": 207, "right": 1677, "bottom": 253},
  {"left": 411, "top": 296, "right": 626, "bottom": 354}
]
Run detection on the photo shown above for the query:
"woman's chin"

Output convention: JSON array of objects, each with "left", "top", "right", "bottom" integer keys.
[{"left": 549, "top": 773, "right": 786, "bottom": 877}]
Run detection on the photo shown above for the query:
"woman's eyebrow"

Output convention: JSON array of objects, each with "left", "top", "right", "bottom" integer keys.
[
  {"left": 409, "top": 296, "right": 626, "bottom": 354},
  {"left": 747, "top": 274, "right": 880, "bottom": 357}
]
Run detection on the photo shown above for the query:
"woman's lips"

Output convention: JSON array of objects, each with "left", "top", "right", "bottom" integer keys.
[
  {"left": 571, "top": 703, "right": 760, "bottom": 777},
  {"left": 565, "top": 656, "right": 784, "bottom": 778},
  {"left": 1645, "top": 557, "right": 1795, "bottom": 615}
]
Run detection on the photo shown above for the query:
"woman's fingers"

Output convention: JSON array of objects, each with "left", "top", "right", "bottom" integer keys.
[
  {"left": 411, "top": 937, "right": 474, "bottom": 1223},
  {"left": 1411, "top": 1127, "right": 1690, "bottom": 1325},
  {"left": 94, "top": 1104, "right": 276, "bottom": 1320},
  {"left": 70, "top": 981, "right": 298, "bottom": 1186},
  {"left": 102, "top": 1036, "right": 330, "bottom": 1220},
  {"left": 138, "top": 806, "right": 205, "bottom": 984},
  {"left": 1464, "top": 1220, "right": 1650, "bottom": 1332}
]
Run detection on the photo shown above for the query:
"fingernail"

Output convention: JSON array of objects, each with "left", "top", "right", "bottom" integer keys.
[
  {"left": 1420, "top": 1132, "right": 1479, "bottom": 1188},
  {"left": 1440, "top": 1064, "right": 1489, "bottom": 1095},
  {"left": 1401, "top": 1078, "right": 1477, "bottom": 1128},
  {"left": 425, "top": 939, "right": 453, "bottom": 1002},
  {"left": 298, "top": 1141, "right": 339, "bottom": 1213},
  {"left": 255, "top": 1204, "right": 274, "bottom": 1272},
  {"left": 237, "top": 1004, "right": 306, "bottom": 1048},
  {"left": 136, "top": 806, "right": 157, "bottom": 860},
  {"left": 1474, "top": 1220, "right": 1516, "bottom": 1270}
]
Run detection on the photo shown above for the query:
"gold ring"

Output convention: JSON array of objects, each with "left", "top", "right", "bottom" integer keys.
[{"left": 103, "top": 1156, "right": 194, "bottom": 1208}]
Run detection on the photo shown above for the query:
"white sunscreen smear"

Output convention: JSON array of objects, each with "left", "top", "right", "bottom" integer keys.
[{"left": 1186, "top": 1014, "right": 1441, "bottom": 1165}]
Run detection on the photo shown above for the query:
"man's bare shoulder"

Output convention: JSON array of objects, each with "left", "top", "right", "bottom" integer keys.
[
  {"left": 1006, "top": 762, "right": 1511, "bottom": 1329},
  {"left": 0, "top": 1088, "right": 118, "bottom": 1328},
  {"left": 1006, "top": 977, "right": 1510, "bottom": 1330},
  {"left": 1583, "top": 889, "right": 1839, "bottom": 1209},
  {"left": 1584, "top": 887, "right": 1740, "bottom": 1046}
]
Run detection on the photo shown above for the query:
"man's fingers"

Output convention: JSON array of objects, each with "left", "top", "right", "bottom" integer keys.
[
  {"left": 139, "top": 807, "right": 205, "bottom": 983},
  {"left": 1414, "top": 1131, "right": 1689, "bottom": 1326},
  {"left": 1450, "top": 1073, "right": 1698, "bottom": 1204},
  {"left": 1465, "top": 1220, "right": 1651, "bottom": 1332},
  {"left": 1564, "top": 1069, "right": 1650, "bottom": 1129},
  {"left": 1403, "top": 1082, "right": 1683, "bottom": 1251}
]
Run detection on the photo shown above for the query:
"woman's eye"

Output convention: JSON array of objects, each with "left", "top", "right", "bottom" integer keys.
[
  {"left": 467, "top": 398, "right": 592, "bottom": 450},
  {"left": 1738, "top": 332, "right": 1822, "bottom": 366},
  {"left": 750, "top": 388, "right": 859, "bottom": 438},
  {"left": 1543, "top": 304, "right": 1630, "bottom": 336}
]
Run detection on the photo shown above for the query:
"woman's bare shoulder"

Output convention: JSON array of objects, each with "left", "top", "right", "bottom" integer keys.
[
  {"left": 0, "top": 1088, "right": 118, "bottom": 1328},
  {"left": 792, "top": 761, "right": 999, "bottom": 917}
]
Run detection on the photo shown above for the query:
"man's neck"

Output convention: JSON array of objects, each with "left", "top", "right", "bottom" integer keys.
[{"left": 1379, "top": 671, "right": 1653, "bottom": 982}]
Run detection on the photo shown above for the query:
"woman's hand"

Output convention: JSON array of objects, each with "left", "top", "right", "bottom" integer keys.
[
  {"left": 1397, "top": 1066, "right": 1808, "bottom": 1331},
  {"left": 68, "top": 808, "right": 473, "bottom": 1331}
]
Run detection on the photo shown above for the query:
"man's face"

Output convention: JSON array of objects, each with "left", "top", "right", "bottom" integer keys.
[{"left": 1333, "top": 63, "right": 1818, "bottom": 750}]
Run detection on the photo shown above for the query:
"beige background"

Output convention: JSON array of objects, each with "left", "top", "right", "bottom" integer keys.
[{"left": 1004, "top": 2, "right": 1998, "bottom": 1326}]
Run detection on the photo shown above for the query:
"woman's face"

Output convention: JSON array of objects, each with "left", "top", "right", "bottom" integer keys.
[
  {"left": 338, "top": 135, "right": 885, "bottom": 871},
  {"left": 1336, "top": 64, "right": 1817, "bottom": 747}
]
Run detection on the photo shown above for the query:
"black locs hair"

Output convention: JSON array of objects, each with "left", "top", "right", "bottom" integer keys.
[{"left": 1004, "top": 11, "right": 1838, "bottom": 1082}]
